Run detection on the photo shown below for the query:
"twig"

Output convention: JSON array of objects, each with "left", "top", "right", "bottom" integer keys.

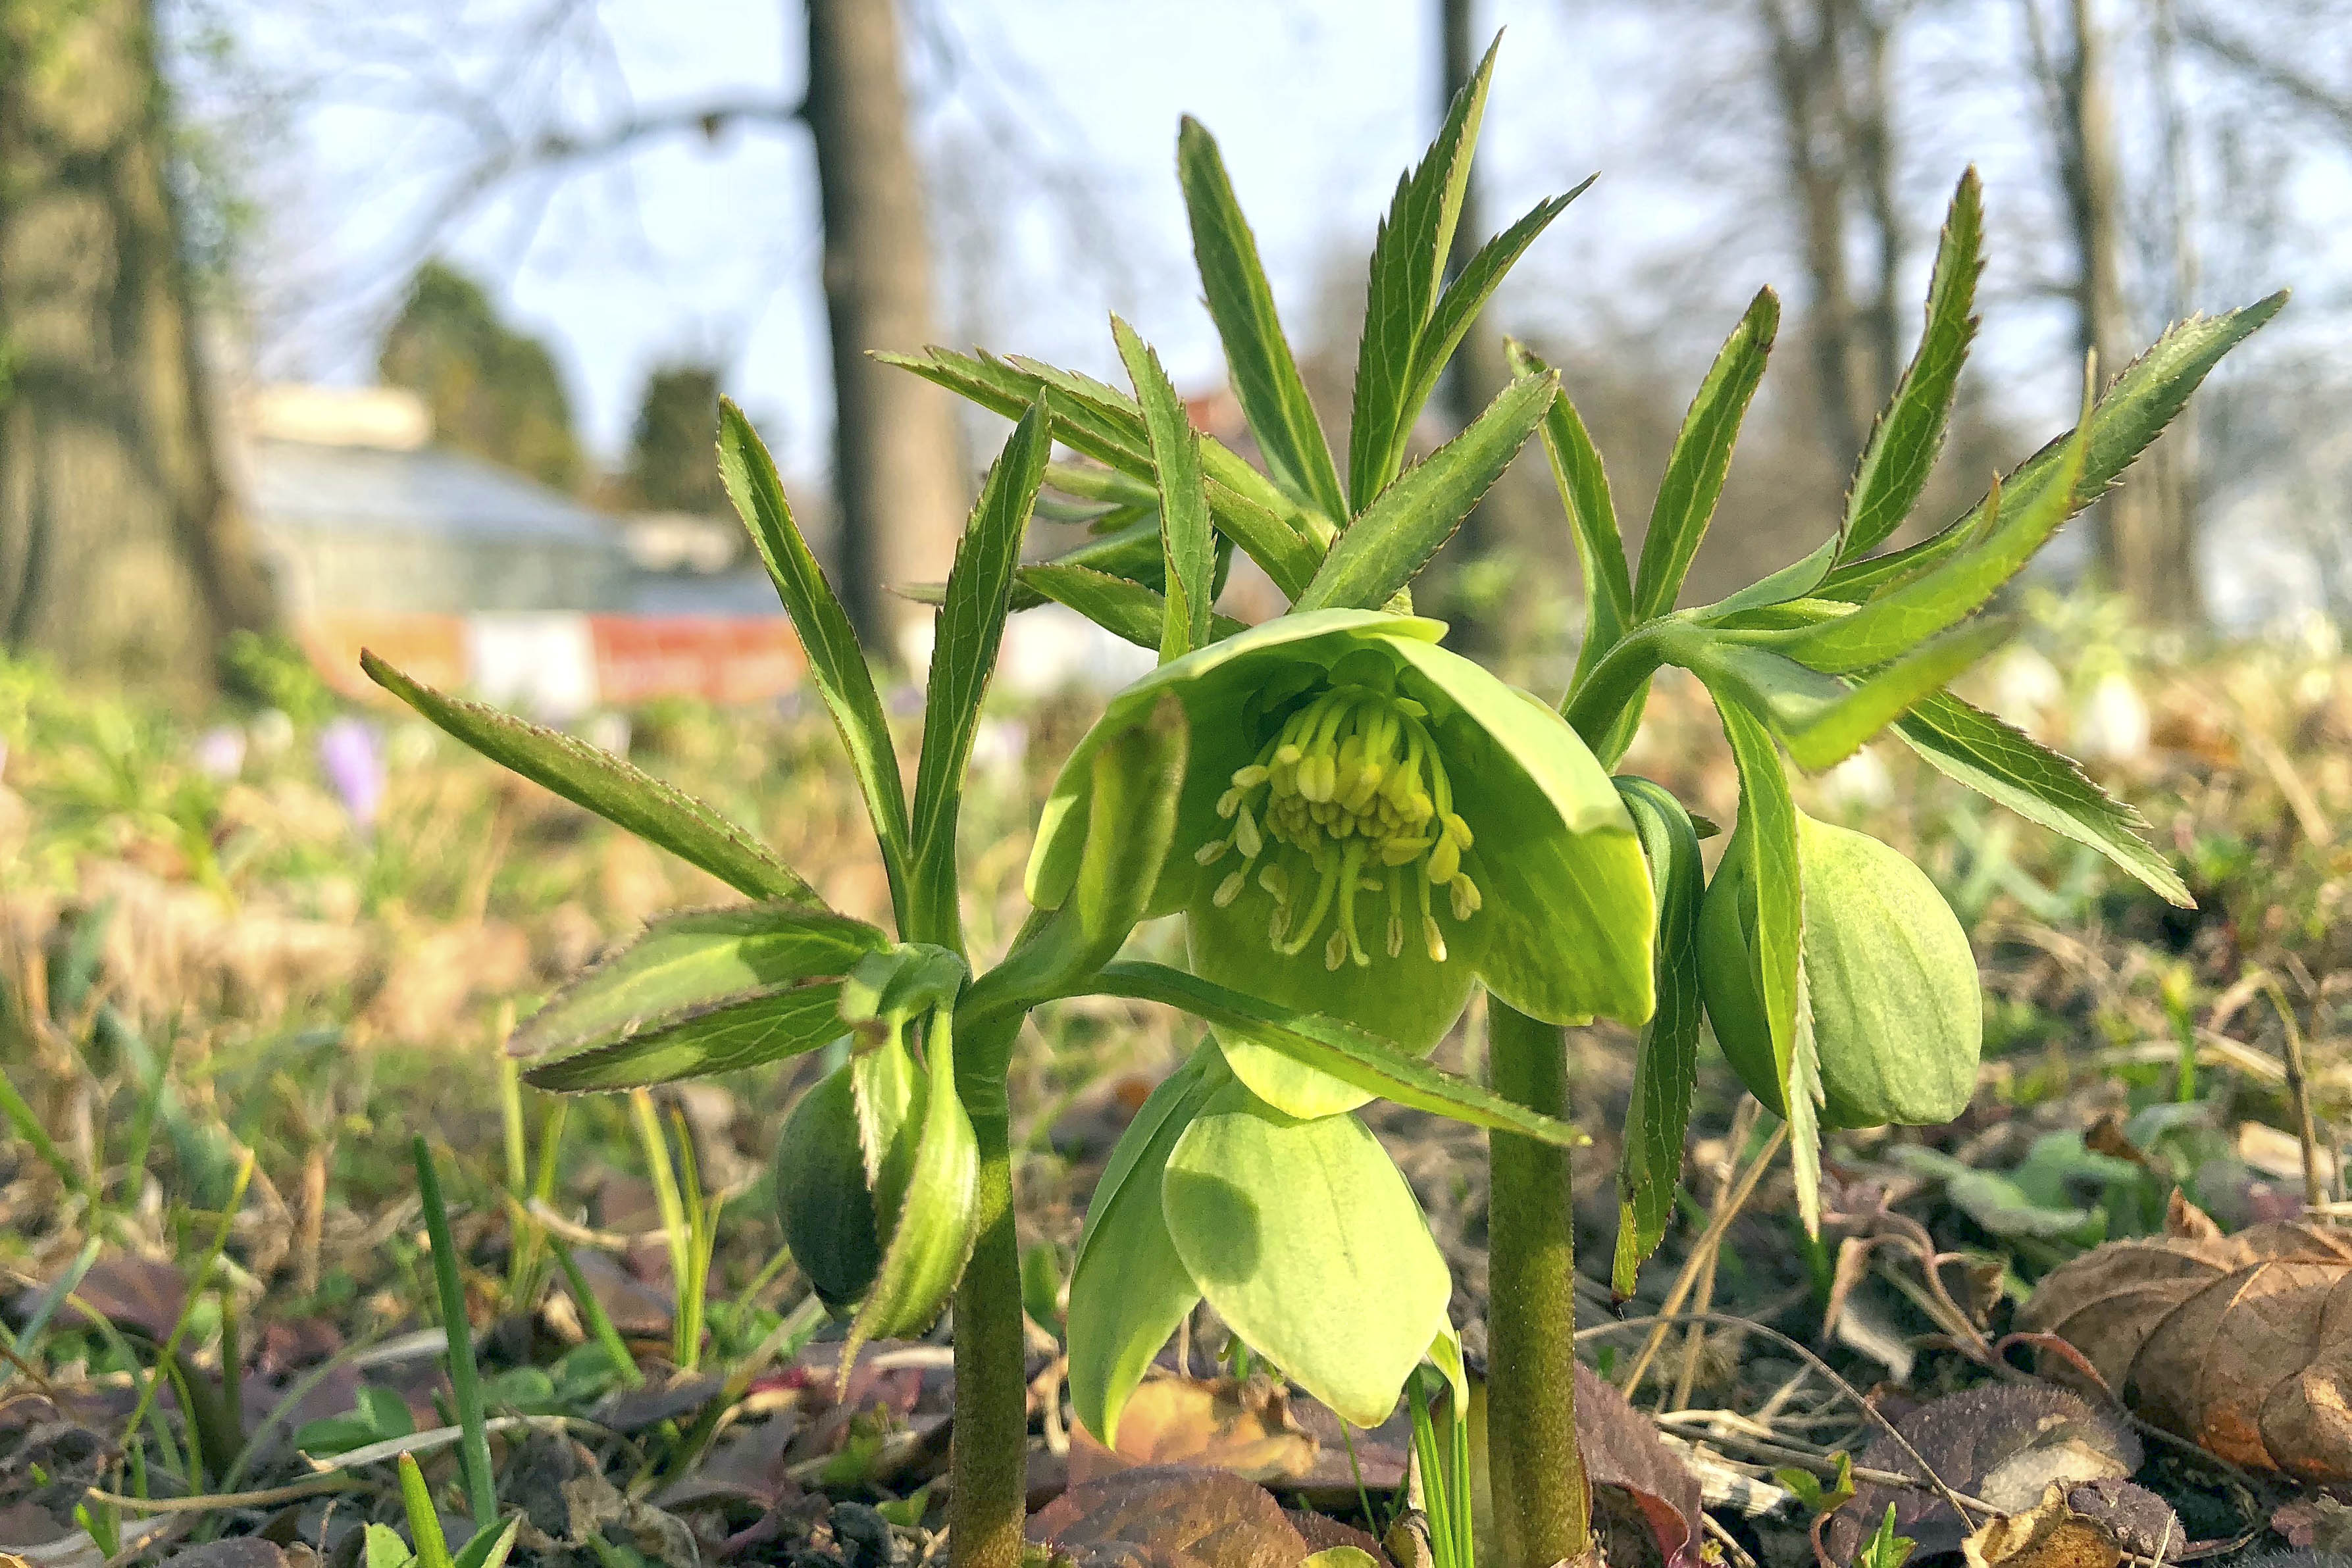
[
  {"left": 2260, "top": 974, "right": 2328, "bottom": 1209},
  {"left": 1583, "top": 1309, "right": 1981, "bottom": 1535},
  {"left": 1702, "top": 1509, "right": 1760, "bottom": 1568},
  {"left": 1620, "top": 1121, "right": 1787, "bottom": 1398},
  {"left": 1671, "top": 1101, "right": 1760, "bottom": 1413},
  {"left": 88, "top": 1473, "right": 367, "bottom": 1511}
]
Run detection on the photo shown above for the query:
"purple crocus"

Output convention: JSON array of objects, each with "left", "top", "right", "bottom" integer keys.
[{"left": 317, "top": 716, "right": 385, "bottom": 832}]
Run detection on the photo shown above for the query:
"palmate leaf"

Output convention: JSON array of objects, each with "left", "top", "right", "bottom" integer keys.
[
  {"left": 909, "top": 397, "right": 1051, "bottom": 947},
  {"left": 1841, "top": 170, "right": 1984, "bottom": 563},
  {"left": 1348, "top": 36, "right": 1498, "bottom": 508},
  {"left": 361, "top": 653, "right": 819, "bottom": 908},
  {"left": 1177, "top": 116, "right": 1349, "bottom": 525},
  {"left": 1703, "top": 694, "right": 1822, "bottom": 1230},
  {"left": 880, "top": 345, "right": 1325, "bottom": 596},
  {"left": 1633, "top": 288, "right": 1780, "bottom": 620},
  {"left": 1899, "top": 691, "right": 2191, "bottom": 905},
  {"left": 511, "top": 906, "right": 888, "bottom": 1061},
  {"left": 1085, "top": 961, "right": 1582, "bottom": 1146},
  {"left": 1610, "top": 778, "right": 1702, "bottom": 1298},
  {"left": 719, "top": 400, "right": 913, "bottom": 925},
  {"left": 1292, "top": 370, "right": 1554, "bottom": 612},
  {"left": 1111, "top": 318, "right": 1215, "bottom": 661},
  {"left": 1822, "top": 290, "right": 2288, "bottom": 600},
  {"left": 1015, "top": 565, "right": 1248, "bottom": 653},
  {"left": 1513, "top": 342, "right": 1632, "bottom": 684}
]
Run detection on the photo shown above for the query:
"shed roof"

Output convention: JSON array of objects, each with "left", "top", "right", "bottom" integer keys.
[{"left": 248, "top": 438, "right": 616, "bottom": 545}]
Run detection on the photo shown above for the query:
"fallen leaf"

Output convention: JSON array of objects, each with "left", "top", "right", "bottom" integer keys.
[
  {"left": 49, "top": 1255, "right": 184, "bottom": 1340},
  {"left": 2017, "top": 1203, "right": 2352, "bottom": 1479},
  {"left": 1826, "top": 1384, "right": 2145, "bottom": 1562},
  {"left": 1575, "top": 1363, "right": 1703, "bottom": 1568},
  {"left": 1961, "top": 1485, "right": 2122, "bottom": 1568},
  {"left": 1027, "top": 1464, "right": 1319, "bottom": 1568},
  {"left": 1068, "top": 1378, "right": 1318, "bottom": 1487}
]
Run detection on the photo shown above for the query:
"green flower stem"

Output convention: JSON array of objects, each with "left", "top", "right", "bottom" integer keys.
[
  {"left": 950, "top": 1011, "right": 1029, "bottom": 1568},
  {"left": 1560, "top": 619, "right": 1687, "bottom": 762},
  {"left": 1484, "top": 1001, "right": 1592, "bottom": 1568},
  {"left": 950, "top": 1102, "right": 1025, "bottom": 1568}
]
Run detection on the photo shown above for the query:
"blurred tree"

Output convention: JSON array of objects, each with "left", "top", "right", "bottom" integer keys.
[
  {"left": 378, "top": 261, "right": 586, "bottom": 494},
  {"left": 0, "top": 0, "right": 274, "bottom": 690},
  {"left": 624, "top": 363, "right": 727, "bottom": 517}
]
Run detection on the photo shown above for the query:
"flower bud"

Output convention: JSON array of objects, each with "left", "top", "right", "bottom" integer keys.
[
  {"left": 773, "top": 1058, "right": 881, "bottom": 1312},
  {"left": 1698, "top": 813, "right": 1980, "bottom": 1129}
]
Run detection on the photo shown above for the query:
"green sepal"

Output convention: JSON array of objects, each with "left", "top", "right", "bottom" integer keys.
[
  {"left": 1610, "top": 778, "right": 1702, "bottom": 1298},
  {"left": 361, "top": 653, "right": 818, "bottom": 908},
  {"left": 511, "top": 907, "right": 886, "bottom": 1063},
  {"left": 1162, "top": 1080, "right": 1451, "bottom": 1427},
  {"left": 1065, "top": 1042, "right": 1226, "bottom": 1445}
]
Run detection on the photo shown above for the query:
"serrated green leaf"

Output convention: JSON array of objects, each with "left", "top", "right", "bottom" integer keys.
[
  {"left": 1686, "top": 618, "right": 2010, "bottom": 771},
  {"left": 843, "top": 1009, "right": 980, "bottom": 1363},
  {"left": 1177, "top": 118, "right": 1348, "bottom": 524},
  {"left": 522, "top": 980, "right": 846, "bottom": 1092},
  {"left": 1015, "top": 564, "right": 1248, "bottom": 652},
  {"left": 1898, "top": 692, "right": 2189, "bottom": 905},
  {"left": 1841, "top": 170, "right": 1983, "bottom": 561},
  {"left": 1633, "top": 288, "right": 1779, "bottom": 620},
  {"left": 1112, "top": 319, "right": 1215, "bottom": 661},
  {"left": 512, "top": 906, "right": 886, "bottom": 1061},
  {"left": 361, "top": 653, "right": 817, "bottom": 908},
  {"left": 909, "top": 398, "right": 1050, "bottom": 946},
  {"left": 1293, "top": 370, "right": 1554, "bottom": 612},
  {"left": 1348, "top": 36, "right": 1497, "bottom": 509},
  {"left": 882, "top": 345, "right": 1324, "bottom": 595},
  {"left": 1514, "top": 343, "right": 1632, "bottom": 684},
  {"left": 1404, "top": 180, "right": 1589, "bottom": 459},
  {"left": 1066, "top": 1042, "right": 1222, "bottom": 1444},
  {"left": 965, "top": 694, "right": 1188, "bottom": 1021},
  {"left": 1610, "top": 777, "right": 1702, "bottom": 1298},
  {"left": 1703, "top": 694, "right": 1818, "bottom": 1228},
  {"left": 1085, "top": 961, "right": 1580, "bottom": 1146},
  {"left": 1822, "top": 290, "right": 2288, "bottom": 599},
  {"left": 719, "top": 400, "right": 913, "bottom": 925},
  {"left": 1789, "top": 386, "right": 2087, "bottom": 674}
]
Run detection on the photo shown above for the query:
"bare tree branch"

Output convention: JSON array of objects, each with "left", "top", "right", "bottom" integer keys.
[{"left": 2182, "top": 11, "right": 2352, "bottom": 138}]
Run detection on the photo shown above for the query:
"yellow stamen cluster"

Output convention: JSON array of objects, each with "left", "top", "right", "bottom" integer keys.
[{"left": 1194, "top": 686, "right": 1480, "bottom": 970}]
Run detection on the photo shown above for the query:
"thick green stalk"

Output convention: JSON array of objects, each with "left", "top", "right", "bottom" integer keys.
[
  {"left": 949, "top": 1098, "right": 1026, "bottom": 1568},
  {"left": 1560, "top": 620, "right": 1674, "bottom": 761},
  {"left": 1485, "top": 1001, "right": 1591, "bottom": 1568}
]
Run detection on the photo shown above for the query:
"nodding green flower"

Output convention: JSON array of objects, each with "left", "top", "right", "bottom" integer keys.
[{"left": 1029, "top": 610, "right": 1655, "bottom": 1109}]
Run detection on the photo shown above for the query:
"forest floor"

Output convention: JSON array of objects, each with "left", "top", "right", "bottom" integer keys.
[{"left": 4, "top": 608, "right": 2350, "bottom": 1568}]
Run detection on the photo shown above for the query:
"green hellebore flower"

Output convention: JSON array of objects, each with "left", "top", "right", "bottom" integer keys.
[{"left": 1029, "top": 610, "right": 1655, "bottom": 1113}]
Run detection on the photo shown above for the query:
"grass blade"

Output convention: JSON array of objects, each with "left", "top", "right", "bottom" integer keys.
[
  {"left": 412, "top": 1138, "right": 498, "bottom": 1527},
  {"left": 719, "top": 399, "right": 913, "bottom": 927}
]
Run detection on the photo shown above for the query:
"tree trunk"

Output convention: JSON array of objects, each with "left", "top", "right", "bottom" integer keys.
[
  {"left": 805, "top": 0, "right": 966, "bottom": 658},
  {"left": 0, "top": 0, "right": 272, "bottom": 691},
  {"left": 2039, "top": 0, "right": 2201, "bottom": 623}
]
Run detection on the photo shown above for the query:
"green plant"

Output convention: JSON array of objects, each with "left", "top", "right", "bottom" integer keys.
[
  {"left": 363, "top": 37, "right": 2281, "bottom": 1568},
  {"left": 899, "top": 42, "right": 2281, "bottom": 1568}
]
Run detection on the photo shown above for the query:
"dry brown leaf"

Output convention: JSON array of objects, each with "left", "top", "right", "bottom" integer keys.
[
  {"left": 2017, "top": 1200, "right": 2352, "bottom": 1480},
  {"left": 1827, "top": 1384, "right": 2147, "bottom": 1563},
  {"left": 1068, "top": 1378, "right": 1319, "bottom": 1487},
  {"left": 1026, "top": 1464, "right": 1321, "bottom": 1568},
  {"left": 1962, "top": 1486, "right": 2122, "bottom": 1568},
  {"left": 1574, "top": 1364, "right": 1703, "bottom": 1568}
]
